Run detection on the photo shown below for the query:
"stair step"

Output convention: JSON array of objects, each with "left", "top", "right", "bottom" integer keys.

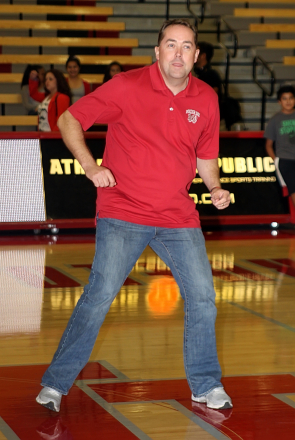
[{"left": 99, "top": 2, "right": 199, "bottom": 16}]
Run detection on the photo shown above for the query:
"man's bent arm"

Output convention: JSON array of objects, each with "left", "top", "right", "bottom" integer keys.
[
  {"left": 57, "top": 110, "right": 116, "bottom": 188},
  {"left": 197, "top": 157, "right": 230, "bottom": 210}
]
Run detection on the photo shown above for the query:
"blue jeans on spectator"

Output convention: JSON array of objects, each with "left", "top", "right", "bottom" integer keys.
[{"left": 41, "top": 218, "right": 222, "bottom": 397}]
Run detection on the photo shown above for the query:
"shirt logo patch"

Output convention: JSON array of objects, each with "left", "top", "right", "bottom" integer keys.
[{"left": 186, "top": 109, "right": 200, "bottom": 124}]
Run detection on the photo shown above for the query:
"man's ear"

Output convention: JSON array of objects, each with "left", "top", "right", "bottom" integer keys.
[
  {"left": 194, "top": 49, "right": 200, "bottom": 64},
  {"left": 155, "top": 46, "right": 160, "bottom": 61}
]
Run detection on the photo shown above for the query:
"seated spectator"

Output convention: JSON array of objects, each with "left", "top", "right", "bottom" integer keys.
[
  {"left": 103, "top": 61, "right": 123, "bottom": 83},
  {"left": 65, "top": 55, "right": 91, "bottom": 104},
  {"left": 194, "top": 42, "right": 223, "bottom": 101},
  {"left": 265, "top": 85, "right": 295, "bottom": 207},
  {"left": 21, "top": 64, "right": 45, "bottom": 115},
  {"left": 30, "top": 69, "right": 71, "bottom": 132},
  {"left": 194, "top": 42, "right": 243, "bottom": 131}
]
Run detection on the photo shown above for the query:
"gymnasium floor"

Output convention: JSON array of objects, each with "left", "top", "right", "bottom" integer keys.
[{"left": 1, "top": 228, "right": 295, "bottom": 439}]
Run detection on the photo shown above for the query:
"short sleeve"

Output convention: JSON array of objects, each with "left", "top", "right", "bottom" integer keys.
[
  {"left": 68, "top": 74, "right": 125, "bottom": 131},
  {"left": 196, "top": 93, "right": 220, "bottom": 159}
]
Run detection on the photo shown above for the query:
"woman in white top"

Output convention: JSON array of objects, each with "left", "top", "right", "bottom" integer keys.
[
  {"left": 30, "top": 69, "right": 71, "bottom": 132},
  {"left": 65, "top": 56, "right": 91, "bottom": 104}
]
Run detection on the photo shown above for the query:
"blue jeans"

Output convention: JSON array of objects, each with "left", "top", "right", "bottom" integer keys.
[{"left": 41, "top": 218, "right": 222, "bottom": 397}]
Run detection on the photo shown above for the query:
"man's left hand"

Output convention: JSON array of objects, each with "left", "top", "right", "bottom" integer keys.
[{"left": 210, "top": 188, "right": 230, "bottom": 210}]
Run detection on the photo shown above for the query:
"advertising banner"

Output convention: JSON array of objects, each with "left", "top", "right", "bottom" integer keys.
[
  {"left": 41, "top": 138, "right": 105, "bottom": 219},
  {"left": 40, "top": 136, "right": 289, "bottom": 220},
  {"left": 189, "top": 137, "right": 289, "bottom": 216}
]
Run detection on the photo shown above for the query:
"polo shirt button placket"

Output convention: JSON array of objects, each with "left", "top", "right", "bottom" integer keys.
[{"left": 169, "top": 105, "right": 174, "bottom": 123}]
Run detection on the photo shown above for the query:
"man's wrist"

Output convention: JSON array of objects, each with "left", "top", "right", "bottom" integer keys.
[{"left": 210, "top": 186, "right": 221, "bottom": 193}]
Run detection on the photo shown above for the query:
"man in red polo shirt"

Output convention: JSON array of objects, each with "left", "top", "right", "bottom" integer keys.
[{"left": 37, "top": 19, "right": 232, "bottom": 413}]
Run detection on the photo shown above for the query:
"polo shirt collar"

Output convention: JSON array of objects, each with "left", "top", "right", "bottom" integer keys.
[{"left": 150, "top": 61, "right": 199, "bottom": 97}]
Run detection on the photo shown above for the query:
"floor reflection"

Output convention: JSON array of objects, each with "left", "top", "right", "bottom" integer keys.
[
  {"left": 0, "top": 248, "right": 45, "bottom": 334},
  {"left": 36, "top": 417, "right": 74, "bottom": 440}
]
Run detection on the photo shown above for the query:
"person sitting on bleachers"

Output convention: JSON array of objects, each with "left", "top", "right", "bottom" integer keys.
[
  {"left": 194, "top": 41, "right": 243, "bottom": 131},
  {"left": 194, "top": 42, "right": 223, "bottom": 101},
  {"left": 21, "top": 64, "right": 45, "bottom": 115},
  {"left": 103, "top": 61, "right": 123, "bottom": 83},
  {"left": 65, "top": 55, "right": 91, "bottom": 104},
  {"left": 30, "top": 69, "right": 71, "bottom": 132}
]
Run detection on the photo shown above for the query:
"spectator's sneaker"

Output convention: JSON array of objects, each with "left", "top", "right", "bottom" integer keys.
[
  {"left": 191, "top": 387, "right": 233, "bottom": 410},
  {"left": 36, "top": 387, "right": 62, "bottom": 412}
]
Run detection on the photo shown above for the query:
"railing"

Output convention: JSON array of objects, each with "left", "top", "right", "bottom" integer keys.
[
  {"left": 165, "top": 0, "right": 170, "bottom": 20},
  {"left": 252, "top": 55, "right": 275, "bottom": 130},
  {"left": 186, "top": 1, "right": 238, "bottom": 97},
  {"left": 138, "top": 0, "right": 174, "bottom": 20},
  {"left": 216, "top": 17, "right": 238, "bottom": 97},
  {"left": 186, "top": 0, "right": 206, "bottom": 27}
]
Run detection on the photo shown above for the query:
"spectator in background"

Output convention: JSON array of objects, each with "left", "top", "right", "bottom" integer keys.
[
  {"left": 194, "top": 42, "right": 223, "bottom": 101},
  {"left": 194, "top": 41, "right": 243, "bottom": 131},
  {"left": 65, "top": 56, "right": 91, "bottom": 104},
  {"left": 265, "top": 85, "right": 295, "bottom": 207},
  {"left": 30, "top": 69, "right": 71, "bottom": 132},
  {"left": 103, "top": 61, "right": 123, "bottom": 83},
  {"left": 21, "top": 64, "right": 45, "bottom": 115}
]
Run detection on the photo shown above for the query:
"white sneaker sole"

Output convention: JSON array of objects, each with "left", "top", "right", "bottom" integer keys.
[
  {"left": 191, "top": 395, "right": 233, "bottom": 410},
  {"left": 36, "top": 395, "right": 60, "bottom": 412}
]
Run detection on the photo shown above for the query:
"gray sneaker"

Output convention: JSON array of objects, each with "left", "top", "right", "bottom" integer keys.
[
  {"left": 191, "top": 387, "right": 233, "bottom": 410},
  {"left": 36, "top": 387, "right": 62, "bottom": 412}
]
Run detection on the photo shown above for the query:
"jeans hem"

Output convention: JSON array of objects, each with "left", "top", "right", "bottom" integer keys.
[
  {"left": 193, "top": 384, "right": 223, "bottom": 398},
  {"left": 41, "top": 382, "right": 68, "bottom": 396}
]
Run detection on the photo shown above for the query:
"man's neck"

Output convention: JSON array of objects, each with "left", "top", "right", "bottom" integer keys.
[
  {"left": 158, "top": 63, "right": 189, "bottom": 96},
  {"left": 168, "top": 77, "right": 189, "bottom": 95},
  {"left": 281, "top": 109, "right": 295, "bottom": 115}
]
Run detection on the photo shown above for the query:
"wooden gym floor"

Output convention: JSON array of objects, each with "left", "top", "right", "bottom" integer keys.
[{"left": 1, "top": 227, "right": 295, "bottom": 439}]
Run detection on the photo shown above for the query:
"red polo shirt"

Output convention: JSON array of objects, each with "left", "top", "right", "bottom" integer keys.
[{"left": 69, "top": 62, "right": 219, "bottom": 228}]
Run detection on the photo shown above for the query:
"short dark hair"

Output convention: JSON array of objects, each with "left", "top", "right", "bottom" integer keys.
[
  {"left": 45, "top": 69, "right": 72, "bottom": 102},
  {"left": 21, "top": 64, "right": 43, "bottom": 87},
  {"left": 197, "top": 41, "right": 214, "bottom": 63},
  {"left": 277, "top": 85, "right": 295, "bottom": 101},
  {"left": 157, "top": 19, "right": 198, "bottom": 48},
  {"left": 66, "top": 55, "right": 81, "bottom": 69},
  {"left": 103, "top": 61, "right": 124, "bottom": 83}
]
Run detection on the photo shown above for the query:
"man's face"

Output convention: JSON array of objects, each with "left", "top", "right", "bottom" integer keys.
[
  {"left": 155, "top": 25, "right": 199, "bottom": 84},
  {"left": 279, "top": 92, "right": 295, "bottom": 113}
]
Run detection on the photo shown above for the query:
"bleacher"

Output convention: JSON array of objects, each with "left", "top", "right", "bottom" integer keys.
[
  {"left": 205, "top": 0, "right": 295, "bottom": 128},
  {"left": 0, "top": 0, "right": 294, "bottom": 130},
  {"left": 0, "top": 0, "right": 153, "bottom": 131}
]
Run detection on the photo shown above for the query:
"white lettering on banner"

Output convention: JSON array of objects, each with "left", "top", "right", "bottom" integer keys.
[
  {"left": 189, "top": 193, "right": 235, "bottom": 204},
  {"left": 49, "top": 158, "right": 103, "bottom": 175},
  {"left": 221, "top": 157, "right": 234, "bottom": 173},
  {"left": 234, "top": 157, "right": 247, "bottom": 173},
  {"left": 61, "top": 159, "right": 73, "bottom": 175},
  {"left": 50, "top": 159, "right": 63, "bottom": 175},
  {"left": 74, "top": 159, "right": 85, "bottom": 175},
  {"left": 196, "top": 156, "right": 275, "bottom": 176},
  {"left": 263, "top": 157, "right": 275, "bottom": 173}
]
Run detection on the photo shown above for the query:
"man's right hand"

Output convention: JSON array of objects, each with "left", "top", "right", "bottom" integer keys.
[{"left": 85, "top": 164, "right": 116, "bottom": 188}]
